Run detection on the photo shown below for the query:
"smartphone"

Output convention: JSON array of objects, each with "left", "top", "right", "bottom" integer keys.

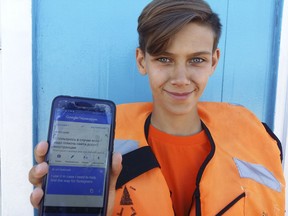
[{"left": 39, "top": 96, "right": 116, "bottom": 216}]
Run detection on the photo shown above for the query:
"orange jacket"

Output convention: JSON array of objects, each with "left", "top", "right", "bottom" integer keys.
[{"left": 112, "top": 102, "right": 285, "bottom": 216}]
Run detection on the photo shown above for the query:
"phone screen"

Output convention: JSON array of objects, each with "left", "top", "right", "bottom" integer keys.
[{"left": 41, "top": 96, "right": 115, "bottom": 216}]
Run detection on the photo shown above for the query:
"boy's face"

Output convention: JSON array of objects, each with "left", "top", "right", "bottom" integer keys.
[{"left": 136, "top": 22, "right": 220, "bottom": 116}]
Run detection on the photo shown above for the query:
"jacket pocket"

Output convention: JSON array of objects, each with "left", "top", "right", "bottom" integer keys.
[{"left": 215, "top": 192, "right": 245, "bottom": 216}]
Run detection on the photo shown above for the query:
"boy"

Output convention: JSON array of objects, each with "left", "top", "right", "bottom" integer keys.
[{"left": 30, "top": 0, "right": 285, "bottom": 215}]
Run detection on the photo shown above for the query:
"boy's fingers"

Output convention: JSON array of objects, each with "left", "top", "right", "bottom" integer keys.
[
  {"left": 29, "top": 162, "right": 49, "bottom": 187},
  {"left": 34, "top": 141, "right": 49, "bottom": 163},
  {"left": 110, "top": 152, "right": 122, "bottom": 190},
  {"left": 107, "top": 153, "right": 122, "bottom": 216},
  {"left": 30, "top": 187, "right": 44, "bottom": 209}
]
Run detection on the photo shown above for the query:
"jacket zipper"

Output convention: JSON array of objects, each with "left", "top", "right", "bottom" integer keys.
[{"left": 194, "top": 122, "right": 216, "bottom": 216}]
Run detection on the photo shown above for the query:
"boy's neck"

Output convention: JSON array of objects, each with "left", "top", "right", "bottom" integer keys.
[{"left": 150, "top": 107, "right": 202, "bottom": 136}]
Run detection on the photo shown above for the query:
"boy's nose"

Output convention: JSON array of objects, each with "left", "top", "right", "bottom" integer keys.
[{"left": 170, "top": 65, "right": 191, "bottom": 86}]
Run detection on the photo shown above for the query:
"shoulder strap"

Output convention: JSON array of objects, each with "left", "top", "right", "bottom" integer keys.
[
  {"left": 262, "top": 122, "right": 283, "bottom": 163},
  {"left": 116, "top": 145, "right": 160, "bottom": 189}
]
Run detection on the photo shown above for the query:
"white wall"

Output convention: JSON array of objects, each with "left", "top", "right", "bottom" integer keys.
[
  {"left": 0, "top": 0, "right": 33, "bottom": 215},
  {"left": 274, "top": 0, "right": 288, "bottom": 213}
]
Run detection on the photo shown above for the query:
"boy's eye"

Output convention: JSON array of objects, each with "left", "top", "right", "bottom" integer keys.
[
  {"left": 157, "top": 57, "right": 171, "bottom": 63},
  {"left": 190, "top": 58, "right": 204, "bottom": 63}
]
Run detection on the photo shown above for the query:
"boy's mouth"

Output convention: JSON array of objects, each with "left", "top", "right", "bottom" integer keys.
[{"left": 163, "top": 89, "right": 194, "bottom": 100}]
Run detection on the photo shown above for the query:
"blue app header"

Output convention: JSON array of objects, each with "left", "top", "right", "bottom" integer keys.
[{"left": 54, "top": 109, "right": 111, "bottom": 124}]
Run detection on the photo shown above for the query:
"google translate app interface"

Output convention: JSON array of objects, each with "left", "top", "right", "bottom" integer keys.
[{"left": 44, "top": 109, "right": 111, "bottom": 208}]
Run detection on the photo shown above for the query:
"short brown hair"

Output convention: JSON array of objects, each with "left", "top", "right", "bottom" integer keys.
[{"left": 137, "top": 0, "right": 222, "bottom": 55}]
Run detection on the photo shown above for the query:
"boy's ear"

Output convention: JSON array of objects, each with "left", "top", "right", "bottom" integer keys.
[
  {"left": 210, "top": 48, "right": 220, "bottom": 76},
  {"left": 136, "top": 48, "right": 146, "bottom": 75}
]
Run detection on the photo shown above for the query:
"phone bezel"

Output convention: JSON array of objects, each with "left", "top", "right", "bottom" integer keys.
[{"left": 39, "top": 95, "right": 116, "bottom": 216}]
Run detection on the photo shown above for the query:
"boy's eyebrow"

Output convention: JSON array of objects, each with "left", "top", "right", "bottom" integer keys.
[
  {"left": 191, "top": 51, "right": 212, "bottom": 56},
  {"left": 158, "top": 51, "right": 212, "bottom": 56}
]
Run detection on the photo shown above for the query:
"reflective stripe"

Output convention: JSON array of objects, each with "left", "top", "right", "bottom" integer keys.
[
  {"left": 234, "top": 158, "right": 281, "bottom": 192},
  {"left": 114, "top": 139, "right": 139, "bottom": 155}
]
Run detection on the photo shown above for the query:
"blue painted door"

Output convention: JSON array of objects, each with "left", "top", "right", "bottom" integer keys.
[{"left": 33, "top": 0, "right": 282, "bottom": 142}]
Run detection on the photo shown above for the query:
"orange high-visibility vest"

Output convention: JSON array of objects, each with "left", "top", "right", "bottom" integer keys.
[{"left": 112, "top": 102, "right": 285, "bottom": 216}]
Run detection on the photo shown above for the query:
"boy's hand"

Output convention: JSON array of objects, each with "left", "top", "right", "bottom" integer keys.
[{"left": 28, "top": 141, "right": 122, "bottom": 216}]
